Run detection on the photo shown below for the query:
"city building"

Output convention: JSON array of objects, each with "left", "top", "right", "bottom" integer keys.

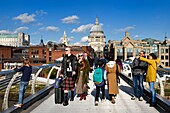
[
  {"left": 0, "top": 32, "right": 30, "bottom": 47},
  {"left": 88, "top": 17, "right": 106, "bottom": 57},
  {"left": 108, "top": 31, "right": 170, "bottom": 67}
]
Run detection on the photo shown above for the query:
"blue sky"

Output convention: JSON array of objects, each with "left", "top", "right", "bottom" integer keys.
[{"left": 0, "top": 0, "right": 170, "bottom": 45}]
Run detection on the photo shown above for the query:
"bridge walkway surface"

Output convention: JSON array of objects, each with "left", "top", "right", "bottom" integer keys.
[{"left": 22, "top": 72, "right": 167, "bottom": 113}]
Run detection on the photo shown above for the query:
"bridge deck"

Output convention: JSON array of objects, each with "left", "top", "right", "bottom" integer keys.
[{"left": 26, "top": 73, "right": 163, "bottom": 113}]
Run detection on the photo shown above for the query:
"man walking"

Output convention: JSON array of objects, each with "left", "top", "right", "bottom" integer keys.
[{"left": 60, "top": 47, "right": 78, "bottom": 106}]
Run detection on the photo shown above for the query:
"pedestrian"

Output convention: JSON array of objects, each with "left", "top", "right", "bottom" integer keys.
[
  {"left": 115, "top": 58, "right": 123, "bottom": 84},
  {"left": 76, "top": 53, "right": 90, "bottom": 101},
  {"left": 83, "top": 52, "right": 91, "bottom": 89},
  {"left": 105, "top": 57, "right": 120, "bottom": 104},
  {"left": 131, "top": 51, "right": 148, "bottom": 101},
  {"left": 94, "top": 61, "right": 106, "bottom": 106},
  {"left": 14, "top": 58, "right": 32, "bottom": 108},
  {"left": 60, "top": 47, "right": 78, "bottom": 106},
  {"left": 139, "top": 53, "right": 160, "bottom": 107}
]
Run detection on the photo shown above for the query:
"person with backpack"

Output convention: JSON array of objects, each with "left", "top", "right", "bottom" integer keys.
[
  {"left": 93, "top": 60, "right": 106, "bottom": 106},
  {"left": 105, "top": 57, "right": 120, "bottom": 104}
]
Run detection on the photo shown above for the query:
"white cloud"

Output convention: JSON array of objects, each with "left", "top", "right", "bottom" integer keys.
[
  {"left": 13, "top": 13, "right": 36, "bottom": 24},
  {"left": 81, "top": 36, "right": 88, "bottom": 42},
  {"left": 73, "top": 42, "right": 82, "bottom": 45},
  {"left": 71, "top": 24, "right": 93, "bottom": 33},
  {"left": 36, "top": 10, "right": 47, "bottom": 16},
  {"left": 114, "top": 26, "right": 135, "bottom": 34},
  {"left": 0, "top": 30, "right": 13, "bottom": 34},
  {"left": 134, "top": 35, "right": 139, "bottom": 38},
  {"left": 62, "top": 15, "right": 79, "bottom": 24},
  {"left": 14, "top": 27, "right": 28, "bottom": 33},
  {"left": 45, "top": 26, "right": 59, "bottom": 32},
  {"left": 37, "top": 23, "right": 43, "bottom": 26}
]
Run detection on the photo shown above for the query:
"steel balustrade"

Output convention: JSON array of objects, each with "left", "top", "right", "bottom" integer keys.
[{"left": 0, "top": 64, "right": 56, "bottom": 111}]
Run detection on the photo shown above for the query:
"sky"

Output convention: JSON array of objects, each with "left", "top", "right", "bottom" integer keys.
[{"left": 0, "top": 0, "right": 170, "bottom": 45}]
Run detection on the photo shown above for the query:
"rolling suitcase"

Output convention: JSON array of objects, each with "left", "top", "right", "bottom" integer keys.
[{"left": 55, "top": 87, "right": 64, "bottom": 104}]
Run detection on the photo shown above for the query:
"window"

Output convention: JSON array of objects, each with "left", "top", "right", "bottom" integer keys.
[
  {"left": 165, "top": 55, "right": 168, "bottom": 60},
  {"left": 161, "top": 49, "right": 164, "bottom": 54},
  {"left": 166, "top": 62, "right": 169, "bottom": 66},
  {"left": 166, "top": 49, "right": 168, "bottom": 53},
  {"left": 161, "top": 56, "right": 164, "bottom": 60},
  {"left": 127, "top": 48, "right": 133, "bottom": 52},
  {"left": 147, "top": 49, "right": 150, "bottom": 53},
  {"left": 152, "top": 44, "right": 158, "bottom": 54}
]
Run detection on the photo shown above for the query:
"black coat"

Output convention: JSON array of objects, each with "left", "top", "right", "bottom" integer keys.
[{"left": 61, "top": 54, "right": 78, "bottom": 79}]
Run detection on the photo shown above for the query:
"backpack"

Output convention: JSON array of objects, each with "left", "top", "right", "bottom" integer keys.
[{"left": 93, "top": 68, "right": 103, "bottom": 84}]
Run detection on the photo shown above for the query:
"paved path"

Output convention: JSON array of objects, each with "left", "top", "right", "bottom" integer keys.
[{"left": 29, "top": 73, "right": 163, "bottom": 113}]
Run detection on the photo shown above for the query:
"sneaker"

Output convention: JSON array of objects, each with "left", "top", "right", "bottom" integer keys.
[
  {"left": 131, "top": 97, "right": 137, "bottom": 100},
  {"left": 14, "top": 104, "right": 22, "bottom": 108},
  {"left": 139, "top": 97, "right": 143, "bottom": 101},
  {"left": 101, "top": 99, "right": 106, "bottom": 103},
  {"left": 111, "top": 97, "right": 115, "bottom": 104},
  {"left": 95, "top": 101, "right": 99, "bottom": 106}
]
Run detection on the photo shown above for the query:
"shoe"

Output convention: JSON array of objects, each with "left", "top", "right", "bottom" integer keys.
[
  {"left": 101, "top": 99, "right": 106, "bottom": 103},
  {"left": 111, "top": 97, "right": 115, "bottom": 104},
  {"left": 80, "top": 94, "right": 83, "bottom": 101},
  {"left": 63, "top": 102, "right": 68, "bottom": 106},
  {"left": 95, "top": 101, "right": 98, "bottom": 106},
  {"left": 83, "top": 94, "right": 86, "bottom": 100},
  {"left": 70, "top": 98, "right": 74, "bottom": 101},
  {"left": 131, "top": 97, "right": 137, "bottom": 100},
  {"left": 14, "top": 104, "right": 22, "bottom": 108},
  {"left": 139, "top": 97, "right": 143, "bottom": 101}
]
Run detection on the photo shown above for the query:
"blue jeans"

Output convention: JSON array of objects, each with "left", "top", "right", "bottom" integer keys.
[
  {"left": 18, "top": 81, "right": 29, "bottom": 104},
  {"left": 149, "top": 82, "right": 156, "bottom": 103},
  {"left": 132, "top": 74, "right": 144, "bottom": 98}
]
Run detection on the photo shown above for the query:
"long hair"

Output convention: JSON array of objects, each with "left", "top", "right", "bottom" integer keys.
[{"left": 149, "top": 53, "right": 157, "bottom": 59}]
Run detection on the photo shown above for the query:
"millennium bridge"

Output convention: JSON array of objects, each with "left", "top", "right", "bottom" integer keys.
[{"left": 0, "top": 63, "right": 170, "bottom": 113}]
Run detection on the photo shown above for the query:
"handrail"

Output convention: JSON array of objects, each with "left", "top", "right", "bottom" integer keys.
[{"left": 0, "top": 63, "right": 57, "bottom": 111}]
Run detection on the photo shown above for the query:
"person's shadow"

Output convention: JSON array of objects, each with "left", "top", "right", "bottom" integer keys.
[
  {"left": 91, "top": 88, "right": 110, "bottom": 100},
  {"left": 118, "top": 85, "right": 134, "bottom": 97}
]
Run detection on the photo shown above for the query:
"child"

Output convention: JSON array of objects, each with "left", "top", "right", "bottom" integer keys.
[
  {"left": 94, "top": 61, "right": 106, "bottom": 106},
  {"left": 14, "top": 58, "right": 32, "bottom": 108}
]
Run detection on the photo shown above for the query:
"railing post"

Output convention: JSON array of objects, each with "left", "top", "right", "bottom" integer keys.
[
  {"left": 2, "top": 72, "right": 21, "bottom": 110},
  {"left": 156, "top": 73, "right": 165, "bottom": 97},
  {"left": 31, "top": 68, "right": 43, "bottom": 94},
  {"left": 46, "top": 66, "right": 61, "bottom": 86}
]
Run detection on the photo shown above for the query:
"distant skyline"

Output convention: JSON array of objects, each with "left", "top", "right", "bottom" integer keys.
[{"left": 0, "top": 0, "right": 170, "bottom": 45}]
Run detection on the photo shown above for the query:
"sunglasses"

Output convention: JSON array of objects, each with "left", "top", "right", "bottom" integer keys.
[
  {"left": 78, "top": 55, "right": 83, "bottom": 57},
  {"left": 65, "top": 49, "right": 69, "bottom": 51}
]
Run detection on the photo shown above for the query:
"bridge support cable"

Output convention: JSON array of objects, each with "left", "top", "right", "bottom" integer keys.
[
  {"left": 2, "top": 72, "right": 21, "bottom": 111},
  {"left": 46, "top": 66, "right": 61, "bottom": 86}
]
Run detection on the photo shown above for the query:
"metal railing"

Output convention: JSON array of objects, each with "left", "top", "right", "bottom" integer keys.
[{"left": 0, "top": 63, "right": 61, "bottom": 111}]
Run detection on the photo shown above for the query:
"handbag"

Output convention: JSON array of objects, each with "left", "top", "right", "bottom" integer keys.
[{"left": 53, "top": 77, "right": 63, "bottom": 88}]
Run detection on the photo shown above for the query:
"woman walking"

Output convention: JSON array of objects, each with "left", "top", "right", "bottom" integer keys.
[
  {"left": 105, "top": 58, "right": 120, "bottom": 104},
  {"left": 76, "top": 53, "right": 90, "bottom": 100}
]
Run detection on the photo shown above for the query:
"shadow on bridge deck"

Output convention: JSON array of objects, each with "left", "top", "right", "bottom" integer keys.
[{"left": 22, "top": 73, "right": 168, "bottom": 113}]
